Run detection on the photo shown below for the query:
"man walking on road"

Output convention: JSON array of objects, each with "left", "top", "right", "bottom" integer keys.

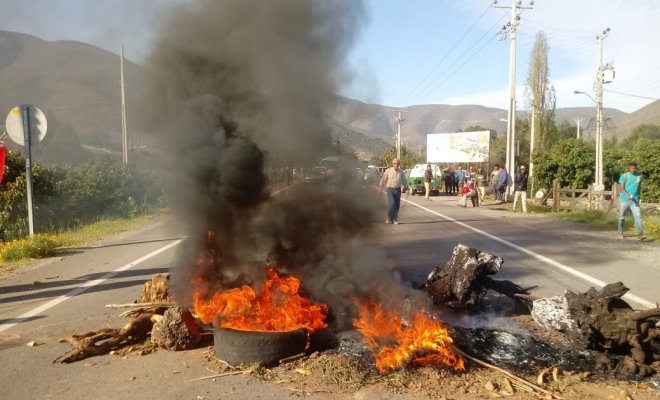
[
  {"left": 617, "top": 162, "right": 646, "bottom": 240},
  {"left": 512, "top": 165, "right": 528, "bottom": 213},
  {"left": 379, "top": 158, "right": 408, "bottom": 224}
]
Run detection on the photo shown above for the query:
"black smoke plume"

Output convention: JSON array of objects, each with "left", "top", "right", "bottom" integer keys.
[{"left": 141, "top": 0, "right": 420, "bottom": 329}]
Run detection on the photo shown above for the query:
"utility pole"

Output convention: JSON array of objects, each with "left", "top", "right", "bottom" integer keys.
[
  {"left": 575, "top": 118, "right": 584, "bottom": 139},
  {"left": 120, "top": 43, "right": 128, "bottom": 164},
  {"left": 529, "top": 103, "right": 536, "bottom": 196},
  {"left": 594, "top": 28, "right": 610, "bottom": 192},
  {"left": 493, "top": 0, "right": 534, "bottom": 201},
  {"left": 394, "top": 109, "right": 405, "bottom": 161}
]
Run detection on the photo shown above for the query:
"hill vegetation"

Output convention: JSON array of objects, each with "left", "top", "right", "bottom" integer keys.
[{"left": 0, "top": 29, "right": 657, "bottom": 172}]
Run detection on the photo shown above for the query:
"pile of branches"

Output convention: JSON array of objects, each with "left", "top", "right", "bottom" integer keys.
[{"left": 55, "top": 274, "right": 202, "bottom": 363}]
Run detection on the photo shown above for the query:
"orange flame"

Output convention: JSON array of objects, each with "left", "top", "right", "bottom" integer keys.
[
  {"left": 193, "top": 267, "right": 328, "bottom": 334},
  {"left": 353, "top": 298, "right": 464, "bottom": 374}
]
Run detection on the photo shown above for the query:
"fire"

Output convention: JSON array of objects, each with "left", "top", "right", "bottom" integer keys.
[
  {"left": 193, "top": 267, "right": 328, "bottom": 334},
  {"left": 353, "top": 298, "right": 464, "bottom": 374}
]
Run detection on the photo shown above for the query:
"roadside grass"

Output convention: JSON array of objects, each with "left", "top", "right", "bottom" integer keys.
[
  {"left": 0, "top": 213, "right": 159, "bottom": 265},
  {"left": 551, "top": 207, "right": 659, "bottom": 241}
]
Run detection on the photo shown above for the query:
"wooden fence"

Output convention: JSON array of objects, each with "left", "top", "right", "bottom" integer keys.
[{"left": 551, "top": 179, "right": 618, "bottom": 213}]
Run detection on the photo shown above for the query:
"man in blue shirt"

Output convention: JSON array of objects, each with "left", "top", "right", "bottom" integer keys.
[{"left": 617, "top": 162, "right": 646, "bottom": 240}]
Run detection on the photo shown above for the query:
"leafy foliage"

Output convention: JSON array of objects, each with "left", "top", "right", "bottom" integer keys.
[
  {"left": 376, "top": 148, "right": 424, "bottom": 170},
  {"left": 0, "top": 150, "right": 164, "bottom": 240},
  {"left": 533, "top": 136, "right": 660, "bottom": 202},
  {"left": 533, "top": 138, "right": 595, "bottom": 189}
]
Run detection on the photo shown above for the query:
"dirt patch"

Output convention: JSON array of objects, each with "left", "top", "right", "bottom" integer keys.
[{"left": 198, "top": 346, "right": 659, "bottom": 399}]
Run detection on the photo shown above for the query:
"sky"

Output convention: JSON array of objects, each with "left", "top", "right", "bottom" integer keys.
[{"left": 1, "top": 0, "right": 659, "bottom": 114}]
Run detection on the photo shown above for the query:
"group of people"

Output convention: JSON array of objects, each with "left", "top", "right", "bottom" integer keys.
[
  {"left": 377, "top": 157, "right": 647, "bottom": 242},
  {"left": 489, "top": 164, "right": 529, "bottom": 213},
  {"left": 377, "top": 159, "right": 532, "bottom": 223}
]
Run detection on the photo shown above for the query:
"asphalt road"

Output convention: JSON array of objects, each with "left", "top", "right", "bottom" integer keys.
[{"left": 0, "top": 192, "right": 657, "bottom": 399}]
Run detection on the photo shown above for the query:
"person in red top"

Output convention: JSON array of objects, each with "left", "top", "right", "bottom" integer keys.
[{"left": 458, "top": 177, "right": 477, "bottom": 207}]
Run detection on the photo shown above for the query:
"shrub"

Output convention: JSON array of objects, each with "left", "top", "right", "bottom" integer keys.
[
  {"left": 0, "top": 234, "right": 63, "bottom": 262},
  {"left": 0, "top": 151, "right": 164, "bottom": 240}
]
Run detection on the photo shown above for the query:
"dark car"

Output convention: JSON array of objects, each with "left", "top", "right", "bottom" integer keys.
[{"left": 304, "top": 166, "right": 328, "bottom": 184}]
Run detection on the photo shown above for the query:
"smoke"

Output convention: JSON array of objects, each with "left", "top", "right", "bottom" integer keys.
[{"left": 142, "top": 0, "right": 412, "bottom": 330}]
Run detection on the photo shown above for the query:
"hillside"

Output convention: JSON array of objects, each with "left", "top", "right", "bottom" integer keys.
[
  {"left": 609, "top": 99, "right": 660, "bottom": 136},
  {"left": 0, "top": 30, "right": 142, "bottom": 152},
  {"left": 327, "top": 96, "right": 630, "bottom": 146},
  {"left": 0, "top": 29, "right": 656, "bottom": 166}
]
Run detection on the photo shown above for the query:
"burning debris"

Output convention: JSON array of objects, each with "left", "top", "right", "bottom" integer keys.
[
  {"left": 193, "top": 266, "right": 328, "bottom": 335},
  {"left": 352, "top": 298, "right": 463, "bottom": 374}
]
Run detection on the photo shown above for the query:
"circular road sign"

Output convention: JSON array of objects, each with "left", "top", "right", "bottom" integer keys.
[{"left": 5, "top": 105, "right": 48, "bottom": 146}]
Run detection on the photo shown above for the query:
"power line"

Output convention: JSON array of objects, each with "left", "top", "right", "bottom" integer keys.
[
  {"left": 425, "top": 33, "right": 499, "bottom": 97},
  {"left": 603, "top": 89, "right": 659, "bottom": 101},
  {"left": 413, "top": 14, "right": 506, "bottom": 101},
  {"left": 406, "top": 5, "right": 491, "bottom": 101}
]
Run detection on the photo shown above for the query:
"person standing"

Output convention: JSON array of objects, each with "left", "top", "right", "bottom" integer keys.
[
  {"left": 443, "top": 167, "right": 454, "bottom": 195},
  {"left": 424, "top": 164, "right": 433, "bottom": 200},
  {"left": 378, "top": 158, "right": 408, "bottom": 225},
  {"left": 454, "top": 166, "right": 464, "bottom": 194},
  {"left": 475, "top": 168, "right": 486, "bottom": 206},
  {"left": 496, "top": 166, "right": 508, "bottom": 204},
  {"left": 490, "top": 164, "right": 501, "bottom": 198},
  {"left": 512, "top": 165, "right": 528, "bottom": 213},
  {"left": 617, "top": 162, "right": 646, "bottom": 240}
]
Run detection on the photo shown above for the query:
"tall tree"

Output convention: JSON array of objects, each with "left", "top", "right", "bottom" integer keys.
[{"left": 526, "top": 31, "right": 557, "bottom": 151}]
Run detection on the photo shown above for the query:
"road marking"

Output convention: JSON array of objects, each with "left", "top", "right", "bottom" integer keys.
[
  {"left": 403, "top": 199, "right": 656, "bottom": 309},
  {"left": 0, "top": 239, "right": 183, "bottom": 333}
]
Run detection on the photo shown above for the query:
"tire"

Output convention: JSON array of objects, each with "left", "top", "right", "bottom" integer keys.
[{"left": 213, "top": 328, "right": 307, "bottom": 366}]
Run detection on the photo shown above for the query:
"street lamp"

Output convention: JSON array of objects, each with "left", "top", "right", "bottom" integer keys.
[{"left": 574, "top": 89, "right": 603, "bottom": 191}]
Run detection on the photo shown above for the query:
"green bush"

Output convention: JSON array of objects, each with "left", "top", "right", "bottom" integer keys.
[
  {"left": 533, "top": 137, "right": 660, "bottom": 202},
  {"left": 0, "top": 151, "right": 164, "bottom": 241}
]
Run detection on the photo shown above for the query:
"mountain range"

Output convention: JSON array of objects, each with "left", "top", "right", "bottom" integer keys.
[{"left": 0, "top": 29, "right": 657, "bottom": 164}]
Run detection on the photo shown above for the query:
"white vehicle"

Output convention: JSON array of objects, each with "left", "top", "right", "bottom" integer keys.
[{"left": 405, "top": 164, "right": 443, "bottom": 196}]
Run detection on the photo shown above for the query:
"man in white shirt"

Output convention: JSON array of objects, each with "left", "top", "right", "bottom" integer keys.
[{"left": 378, "top": 158, "right": 409, "bottom": 224}]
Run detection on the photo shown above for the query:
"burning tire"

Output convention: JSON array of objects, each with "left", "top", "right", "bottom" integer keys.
[{"left": 213, "top": 327, "right": 307, "bottom": 366}]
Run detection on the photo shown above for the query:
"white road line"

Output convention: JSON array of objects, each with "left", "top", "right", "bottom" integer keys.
[
  {"left": 403, "top": 199, "right": 656, "bottom": 309},
  {"left": 0, "top": 239, "right": 183, "bottom": 333}
]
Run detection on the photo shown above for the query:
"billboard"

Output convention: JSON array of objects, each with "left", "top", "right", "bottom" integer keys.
[{"left": 427, "top": 131, "right": 490, "bottom": 163}]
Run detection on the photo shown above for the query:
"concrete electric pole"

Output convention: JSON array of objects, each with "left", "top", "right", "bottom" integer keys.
[
  {"left": 394, "top": 109, "right": 405, "bottom": 161},
  {"left": 575, "top": 118, "right": 584, "bottom": 139},
  {"left": 595, "top": 28, "right": 611, "bottom": 192},
  {"left": 493, "top": 0, "right": 534, "bottom": 201}
]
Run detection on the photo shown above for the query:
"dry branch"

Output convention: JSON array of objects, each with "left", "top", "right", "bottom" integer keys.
[
  {"left": 189, "top": 370, "right": 245, "bottom": 382},
  {"left": 455, "top": 348, "right": 562, "bottom": 399},
  {"left": 105, "top": 302, "right": 176, "bottom": 309}
]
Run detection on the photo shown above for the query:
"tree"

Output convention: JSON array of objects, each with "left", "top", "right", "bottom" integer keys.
[
  {"left": 525, "top": 31, "right": 557, "bottom": 153},
  {"left": 533, "top": 138, "right": 595, "bottom": 190},
  {"left": 619, "top": 124, "right": 660, "bottom": 148},
  {"left": 377, "top": 148, "right": 423, "bottom": 170}
]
